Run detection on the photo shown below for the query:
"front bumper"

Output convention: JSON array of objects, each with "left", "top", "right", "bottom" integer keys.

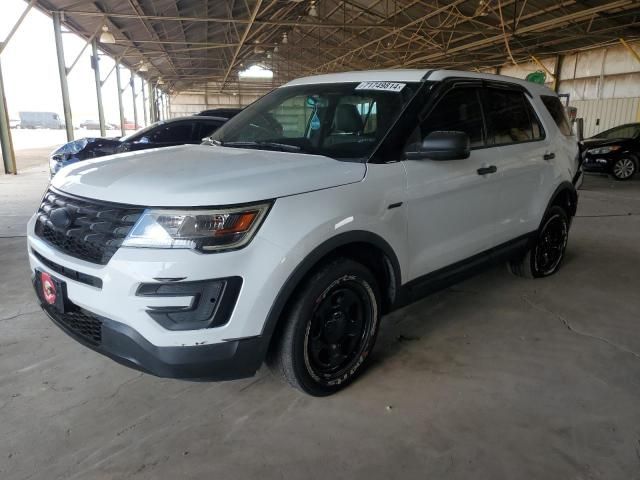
[
  {"left": 582, "top": 155, "right": 612, "bottom": 173},
  {"left": 27, "top": 209, "right": 292, "bottom": 379},
  {"left": 34, "top": 285, "right": 265, "bottom": 380}
]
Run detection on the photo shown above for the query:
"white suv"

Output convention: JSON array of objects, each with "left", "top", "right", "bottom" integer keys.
[{"left": 28, "top": 70, "right": 581, "bottom": 396}]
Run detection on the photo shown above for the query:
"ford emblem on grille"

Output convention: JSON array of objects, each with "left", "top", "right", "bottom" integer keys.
[{"left": 50, "top": 208, "right": 73, "bottom": 228}]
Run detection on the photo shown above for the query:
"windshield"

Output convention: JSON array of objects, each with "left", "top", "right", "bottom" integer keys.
[{"left": 209, "top": 82, "right": 419, "bottom": 160}]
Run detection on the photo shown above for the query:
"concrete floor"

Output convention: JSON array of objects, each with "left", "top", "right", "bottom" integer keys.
[{"left": 1, "top": 151, "right": 639, "bottom": 479}]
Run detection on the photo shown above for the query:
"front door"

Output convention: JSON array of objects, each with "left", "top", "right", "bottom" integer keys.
[{"left": 403, "top": 85, "right": 500, "bottom": 280}]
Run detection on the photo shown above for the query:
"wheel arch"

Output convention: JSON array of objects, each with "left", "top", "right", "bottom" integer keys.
[
  {"left": 545, "top": 181, "right": 577, "bottom": 222},
  {"left": 259, "top": 230, "right": 402, "bottom": 357}
]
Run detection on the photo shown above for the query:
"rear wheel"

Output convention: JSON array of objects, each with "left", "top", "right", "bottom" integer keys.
[
  {"left": 508, "top": 206, "right": 569, "bottom": 278},
  {"left": 612, "top": 157, "right": 636, "bottom": 180},
  {"left": 268, "top": 258, "right": 381, "bottom": 396}
]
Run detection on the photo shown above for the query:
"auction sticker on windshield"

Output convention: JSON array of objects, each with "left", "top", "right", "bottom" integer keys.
[{"left": 355, "top": 81, "right": 406, "bottom": 92}]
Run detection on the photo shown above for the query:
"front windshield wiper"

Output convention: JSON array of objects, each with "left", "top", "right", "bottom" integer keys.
[
  {"left": 216, "top": 140, "right": 302, "bottom": 153},
  {"left": 202, "top": 136, "right": 222, "bottom": 146}
]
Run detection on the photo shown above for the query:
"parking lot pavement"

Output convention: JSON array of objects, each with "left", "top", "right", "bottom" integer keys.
[{"left": 1, "top": 172, "right": 639, "bottom": 480}]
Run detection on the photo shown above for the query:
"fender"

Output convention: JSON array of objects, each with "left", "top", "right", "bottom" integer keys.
[{"left": 255, "top": 230, "right": 402, "bottom": 359}]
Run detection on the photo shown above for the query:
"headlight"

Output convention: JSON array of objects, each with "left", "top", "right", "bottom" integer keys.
[
  {"left": 588, "top": 145, "right": 621, "bottom": 155},
  {"left": 49, "top": 158, "right": 60, "bottom": 177},
  {"left": 122, "top": 203, "right": 271, "bottom": 252}
]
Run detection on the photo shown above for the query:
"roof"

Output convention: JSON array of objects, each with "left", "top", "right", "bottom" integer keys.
[
  {"left": 282, "top": 69, "right": 555, "bottom": 95},
  {"left": 283, "top": 69, "right": 431, "bottom": 86},
  {"left": 31, "top": 1, "right": 640, "bottom": 96}
]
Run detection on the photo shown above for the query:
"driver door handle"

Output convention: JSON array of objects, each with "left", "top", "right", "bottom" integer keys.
[
  {"left": 477, "top": 165, "right": 497, "bottom": 175},
  {"left": 543, "top": 152, "right": 556, "bottom": 161}
]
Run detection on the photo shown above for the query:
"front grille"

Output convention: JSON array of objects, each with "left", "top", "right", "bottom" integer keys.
[
  {"left": 34, "top": 189, "right": 144, "bottom": 265},
  {"left": 44, "top": 304, "right": 103, "bottom": 346}
]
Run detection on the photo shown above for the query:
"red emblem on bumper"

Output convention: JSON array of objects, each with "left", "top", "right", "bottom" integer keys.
[{"left": 41, "top": 272, "right": 57, "bottom": 305}]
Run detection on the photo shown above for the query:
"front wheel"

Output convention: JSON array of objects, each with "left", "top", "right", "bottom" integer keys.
[
  {"left": 612, "top": 157, "right": 636, "bottom": 180},
  {"left": 268, "top": 258, "right": 381, "bottom": 396},
  {"left": 508, "top": 206, "right": 569, "bottom": 278}
]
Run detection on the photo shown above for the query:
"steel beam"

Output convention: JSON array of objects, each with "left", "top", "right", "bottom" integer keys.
[
  {"left": 0, "top": 60, "right": 16, "bottom": 175},
  {"left": 219, "top": 0, "right": 263, "bottom": 92},
  {"left": 52, "top": 9, "right": 397, "bottom": 29},
  {"left": 131, "top": 76, "right": 138, "bottom": 130},
  {"left": 0, "top": 0, "right": 36, "bottom": 55},
  {"left": 115, "top": 63, "right": 126, "bottom": 136},
  {"left": 619, "top": 38, "right": 640, "bottom": 64},
  {"left": 91, "top": 39, "right": 106, "bottom": 136},
  {"left": 53, "top": 12, "right": 73, "bottom": 141}
]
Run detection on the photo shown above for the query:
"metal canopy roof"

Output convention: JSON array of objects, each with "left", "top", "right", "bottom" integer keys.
[{"left": 32, "top": 0, "right": 640, "bottom": 95}]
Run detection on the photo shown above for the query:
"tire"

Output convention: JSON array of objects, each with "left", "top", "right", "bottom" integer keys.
[
  {"left": 611, "top": 156, "right": 636, "bottom": 181},
  {"left": 508, "top": 206, "right": 569, "bottom": 279},
  {"left": 268, "top": 258, "right": 381, "bottom": 396}
]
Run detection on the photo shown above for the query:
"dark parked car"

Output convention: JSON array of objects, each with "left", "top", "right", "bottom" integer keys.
[
  {"left": 196, "top": 107, "right": 243, "bottom": 119},
  {"left": 581, "top": 123, "right": 639, "bottom": 180},
  {"left": 50, "top": 116, "right": 227, "bottom": 177}
]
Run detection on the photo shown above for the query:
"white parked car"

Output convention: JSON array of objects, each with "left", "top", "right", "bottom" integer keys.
[{"left": 28, "top": 69, "right": 581, "bottom": 395}]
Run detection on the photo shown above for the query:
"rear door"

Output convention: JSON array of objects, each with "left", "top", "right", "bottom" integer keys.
[
  {"left": 403, "top": 84, "right": 501, "bottom": 279},
  {"left": 482, "top": 85, "right": 552, "bottom": 243}
]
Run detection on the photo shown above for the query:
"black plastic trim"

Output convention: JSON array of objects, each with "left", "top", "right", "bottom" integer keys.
[
  {"left": 398, "top": 232, "right": 535, "bottom": 304},
  {"left": 258, "top": 231, "right": 402, "bottom": 361},
  {"left": 35, "top": 286, "right": 262, "bottom": 381},
  {"left": 136, "top": 277, "right": 242, "bottom": 331},
  {"left": 546, "top": 181, "right": 578, "bottom": 219},
  {"left": 32, "top": 248, "right": 103, "bottom": 288}
]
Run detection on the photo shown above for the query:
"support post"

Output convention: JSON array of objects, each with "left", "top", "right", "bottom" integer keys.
[
  {"left": 148, "top": 82, "right": 157, "bottom": 123},
  {"left": 91, "top": 39, "right": 106, "bottom": 136},
  {"left": 53, "top": 12, "right": 73, "bottom": 141},
  {"left": 115, "top": 63, "right": 125, "bottom": 135},
  {"left": 0, "top": 60, "right": 17, "bottom": 174},
  {"left": 141, "top": 79, "right": 148, "bottom": 126},
  {"left": 553, "top": 55, "right": 563, "bottom": 93},
  {"left": 131, "top": 76, "right": 138, "bottom": 130}
]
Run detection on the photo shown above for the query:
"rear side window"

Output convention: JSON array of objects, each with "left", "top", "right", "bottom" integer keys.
[
  {"left": 485, "top": 88, "right": 544, "bottom": 145},
  {"left": 421, "top": 87, "right": 486, "bottom": 147},
  {"left": 541, "top": 95, "right": 572, "bottom": 136}
]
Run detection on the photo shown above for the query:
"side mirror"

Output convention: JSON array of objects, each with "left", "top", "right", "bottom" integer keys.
[{"left": 405, "top": 131, "right": 471, "bottom": 161}]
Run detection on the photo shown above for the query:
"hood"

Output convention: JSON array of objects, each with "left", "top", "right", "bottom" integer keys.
[
  {"left": 51, "top": 137, "right": 122, "bottom": 160},
  {"left": 51, "top": 144, "right": 366, "bottom": 206}
]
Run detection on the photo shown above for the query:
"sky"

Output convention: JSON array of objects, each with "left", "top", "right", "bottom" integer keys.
[{"left": 0, "top": 0, "right": 147, "bottom": 126}]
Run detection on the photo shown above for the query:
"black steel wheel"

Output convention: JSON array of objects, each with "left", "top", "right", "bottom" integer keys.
[
  {"left": 508, "top": 206, "right": 569, "bottom": 278},
  {"left": 268, "top": 258, "right": 380, "bottom": 396}
]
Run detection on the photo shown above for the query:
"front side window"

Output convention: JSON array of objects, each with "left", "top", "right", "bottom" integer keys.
[
  {"left": 422, "top": 87, "right": 485, "bottom": 147},
  {"left": 485, "top": 88, "right": 544, "bottom": 145},
  {"left": 594, "top": 124, "right": 640, "bottom": 140},
  {"left": 210, "top": 82, "right": 419, "bottom": 160},
  {"left": 541, "top": 95, "right": 572, "bottom": 136}
]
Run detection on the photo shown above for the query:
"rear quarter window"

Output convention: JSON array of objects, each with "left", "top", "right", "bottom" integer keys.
[{"left": 541, "top": 95, "right": 572, "bottom": 136}]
